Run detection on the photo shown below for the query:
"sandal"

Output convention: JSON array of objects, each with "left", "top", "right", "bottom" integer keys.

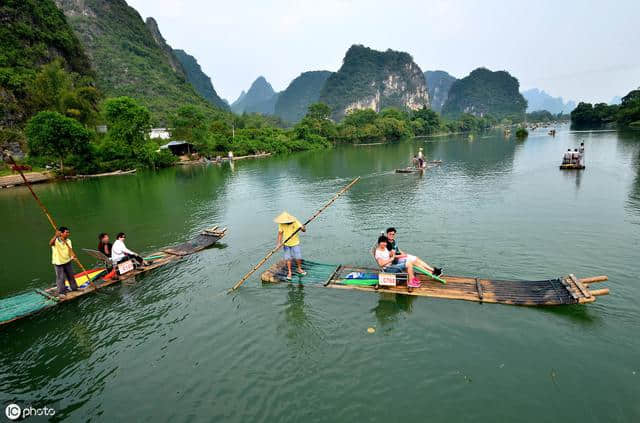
[
  {"left": 286, "top": 275, "right": 293, "bottom": 281},
  {"left": 296, "top": 270, "right": 307, "bottom": 276}
]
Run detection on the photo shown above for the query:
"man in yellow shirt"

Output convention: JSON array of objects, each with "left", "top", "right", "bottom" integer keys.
[
  {"left": 49, "top": 226, "right": 79, "bottom": 296},
  {"left": 275, "top": 211, "right": 307, "bottom": 281}
]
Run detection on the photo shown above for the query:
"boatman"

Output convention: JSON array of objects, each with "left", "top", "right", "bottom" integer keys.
[
  {"left": 275, "top": 211, "right": 307, "bottom": 281},
  {"left": 417, "top": 147, "right": 425, "bottom": 169},
  {"left": 49, "top": 226, "right": 78, "bottom": 297},
  {"left": 579, "top": 142, "right": 585, "bottom": 166}
]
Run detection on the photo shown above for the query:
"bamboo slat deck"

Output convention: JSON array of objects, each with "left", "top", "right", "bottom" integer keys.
[
  {"left": 261, "top": 261, "right": 609, "bottom": 307},
  {"left": 0, "top": 226, "right": 226, "bottom": 328}
]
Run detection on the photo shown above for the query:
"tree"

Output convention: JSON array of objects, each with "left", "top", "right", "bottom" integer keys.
[
  {"left": 25, "top": 111, "right": 91, "bottom": 174},
  {"left": 29, "top": 61, "right": 101, "bottom": 126},
  {"left": 171, "top": 105, "right": 208, "bottom": 151},
  {"left": 306, "top": 103, "right": 331, "bottom": 121},
  {"left": 103, "top": 97, "right": 153, "bottom": 166},
  {"left": 617, "top": 89, "right": 640, "bottom": 127},
  {"left": 104, "top": 97, "right": 151, "bottom": 148}
]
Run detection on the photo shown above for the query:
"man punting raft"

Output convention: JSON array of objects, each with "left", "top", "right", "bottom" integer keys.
[
  {"left": 49, "top": 226, "right": 79, "bottom": 297},
  {"left": 274, "top": 211, "right": 307, "bottom": 281}
]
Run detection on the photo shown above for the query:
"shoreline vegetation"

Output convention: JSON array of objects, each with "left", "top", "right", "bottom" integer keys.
[{"left": 2, "top": 62, "right": 637, "bottom": 181}]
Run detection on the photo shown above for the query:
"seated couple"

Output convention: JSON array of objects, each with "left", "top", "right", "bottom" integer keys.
[
  {"left": 375, "top": 227, "right": 443, "bottom": 288},
  {"left": 98, "top": 232, "right": 147, "bottom": 269}
]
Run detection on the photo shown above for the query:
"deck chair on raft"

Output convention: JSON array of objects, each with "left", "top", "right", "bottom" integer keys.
[{"left": 83, "top": 248, "right": 114, "bottom": 270}]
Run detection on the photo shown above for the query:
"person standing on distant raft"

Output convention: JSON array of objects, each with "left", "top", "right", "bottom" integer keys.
[
  {"left": 417, "top": 147, "right": 425, "bottom": 168},
  {"left": 49, "top": 226, "right": 78, "bottom": 297},
  {"left": 579, "top": 142, "right": 585, "bottom": 166},
  {"left": 275, "top": 211, "right": 307, "bottom": 281}
]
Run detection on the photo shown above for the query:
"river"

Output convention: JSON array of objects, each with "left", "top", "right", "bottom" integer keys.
[{"left": 1, "top": 125, "right": 639, "bottom": 421}]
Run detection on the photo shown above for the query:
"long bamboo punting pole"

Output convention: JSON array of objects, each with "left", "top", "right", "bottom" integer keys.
[
  {"left": 228, "top": 176, "right": 361, "bottom": 292},
  {"left": 2, "top": 152, "right": 98, "bottom": 291}
]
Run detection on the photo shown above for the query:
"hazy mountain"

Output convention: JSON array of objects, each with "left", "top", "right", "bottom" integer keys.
[
  {"left": 610, "top": 96, "right": 622, "bottom": 105},
  {"left": 521, "top": 88, "right": 575, "bottom": 114},
  {"left": 442, "top": 68, "right": 527, "bottom": 119},
  {"left": 173, "top": 49, "right": 228, "bottom": 110},
  {"left": 319, "top": 45, "right": 430, "bottom": 120},
  {"left": 231, "top": 76, "right": 278, "bottom": 115},
  {"left": 274, "top": 71, "right": 333, "bottom": 123},
  {"left": 424, "top": 70, "right": 457, "bottom": 112}
]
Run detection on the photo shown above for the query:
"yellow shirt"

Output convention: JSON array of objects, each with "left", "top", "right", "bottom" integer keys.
[
  {"left": 279, "top": 220, "right": 302, "bottom": 247},
  {"left": 52, "top": 238, "right": 73, "bottom": 265}
]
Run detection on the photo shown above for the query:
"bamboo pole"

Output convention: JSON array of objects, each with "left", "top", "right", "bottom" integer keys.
[
  {"left": 589, "top": 288, "right": 610, "bottom": 297},
  {"left": 579, "top": 276, "right": 608, "bottom": 284},
  {"left": 228, "top": 176, "right": 361, "bottom": 292},
  {"left": 2, "top": 152, "right": 98, "bottom": 291}
]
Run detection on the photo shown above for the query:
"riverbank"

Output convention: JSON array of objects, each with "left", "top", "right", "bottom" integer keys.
[{"left": 0, "top": 171, "right": 53, "bottom": 188}]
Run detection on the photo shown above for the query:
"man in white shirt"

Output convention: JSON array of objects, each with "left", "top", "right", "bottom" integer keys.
[{"left": 111, "top": 232, "right": 145, "bottom": 267}]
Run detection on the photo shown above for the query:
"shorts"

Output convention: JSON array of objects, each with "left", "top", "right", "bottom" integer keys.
[
  {"left": 396, "top": 255, "right": 416, "bottom": 266},
  {"left": 283, "top": 245, "right": 302, "bottom": 260},
  {"left": 383, "top": 262, "right": 407, "bottom": 273}
]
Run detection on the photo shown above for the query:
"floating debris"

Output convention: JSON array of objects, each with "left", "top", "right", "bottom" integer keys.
[{"left": 367, "top": 327, "right": 375, "bottom": 334}]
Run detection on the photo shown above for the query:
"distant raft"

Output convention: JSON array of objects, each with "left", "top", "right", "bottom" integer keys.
[
  {"left": 261, "top": 260, "right": 609, "bottom": 307},
  {"left": 0, "top": 226, "right": 226, "bottom": 328},
  {"left": 559, "top": 163, "right": 585, "bottom": 170},
  {"left": 395, "top": 160, "right": 443, "bottom": 173}
]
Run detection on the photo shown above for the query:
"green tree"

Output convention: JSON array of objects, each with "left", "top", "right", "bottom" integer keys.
[
  {"left": 103, "top": 97, "right": 153, "bottom": 166},
  {"left": 171, "top": 105, "right": 209, "bottom": 152},
  {"left": 29, "top": 61, "right": 101, "bottom": 126},
  {"left": 616, "top": 89, "right": 640, "bottom": 127},
  {"left": 25, "top": 111, "right": 91, "bottom": 174}
]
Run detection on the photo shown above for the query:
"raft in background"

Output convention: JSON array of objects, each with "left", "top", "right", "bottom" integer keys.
[
  {"left": 559, "top": 163, "right": 585, "bottom": 170},
  {"left": 395, "top": 160, "right": 443, "bottom": 173},
  {"left": 261, "top": 260, "right": 609, "bottom": 307},
  {"left": 0, "top": 226, "right": 226, "bottom": 328}
]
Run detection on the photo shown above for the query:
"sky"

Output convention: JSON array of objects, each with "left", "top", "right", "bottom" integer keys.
[{"left": 127, "top": 0, "right": 640, "bottom": 104}]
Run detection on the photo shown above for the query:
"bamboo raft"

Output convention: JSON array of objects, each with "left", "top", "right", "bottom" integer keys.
[
  {"left": 261, "top": 260, "right": 609, "bottom": 307},
  {"left": 0, "top": 226, "right": 226, "bottom": 328},
  {"left": 559, "top": 163, "right": 585, "bottom": 170}
]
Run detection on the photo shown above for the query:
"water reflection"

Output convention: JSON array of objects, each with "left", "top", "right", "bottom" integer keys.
[{"left": 371, "top": 292, "right": 415, "bottom": 328}]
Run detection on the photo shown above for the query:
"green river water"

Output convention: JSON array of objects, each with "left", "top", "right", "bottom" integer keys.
[{"left": 1, "top": 125, "right": 639, "bottom": 422}]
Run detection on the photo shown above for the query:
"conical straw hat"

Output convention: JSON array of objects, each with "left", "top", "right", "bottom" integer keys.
[{"left": 274, "top": 211, "right": 296, "bottom": 224}]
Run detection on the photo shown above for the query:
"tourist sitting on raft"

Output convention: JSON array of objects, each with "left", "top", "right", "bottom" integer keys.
[
  {"left": 111, "top": 232, "right": 146, "bottom": 268},
  {"left": 375, "top": 235, "right": 421, "bottom": 288},
  {"left": 98, "top": 233, "right": 112, "bottom": 258},
  {"left": 562, "top": 149, "right": 573, "bottom": 165},
  {"left": 385, "top": 227, "right": 442, "bottom": 276}
]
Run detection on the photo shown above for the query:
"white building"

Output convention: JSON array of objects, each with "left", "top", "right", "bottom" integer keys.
[{"left": 149, "top": 128, "right": 171, "bottom": 140}]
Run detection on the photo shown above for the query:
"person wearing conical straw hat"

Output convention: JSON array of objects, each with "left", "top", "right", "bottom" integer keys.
[{"left": 275, "top": 211, "right": 307, "bottom": 281}]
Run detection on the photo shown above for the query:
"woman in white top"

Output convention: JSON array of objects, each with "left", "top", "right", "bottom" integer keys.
[
  {"left": 375, "top": 235, "right": 420, "bottom": 288},
  {"left": 111, "top": 232, "right": 145, "bottom": 267}
]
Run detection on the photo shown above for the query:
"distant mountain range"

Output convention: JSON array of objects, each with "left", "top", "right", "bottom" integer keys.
[
  {"left": 6, "top": 0, "right": 586, "bottom": 129},
  {"left": 275, "top": 71, "right": 333, "bottom": 123},
  {"left": 424, "top": 71, "right": 456, "bottom": 112},
  {"left": 521, "top": 88, "right": 575, "bottom": 114},
  {"left": 173, "top": 49, "right": 228, "bottom": 110},
  {"left": 319, "top": 45, "right": 429, "bottom": 120},
  {"left": 231, "top": 76, "right": 279, "bottom": 115}
]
